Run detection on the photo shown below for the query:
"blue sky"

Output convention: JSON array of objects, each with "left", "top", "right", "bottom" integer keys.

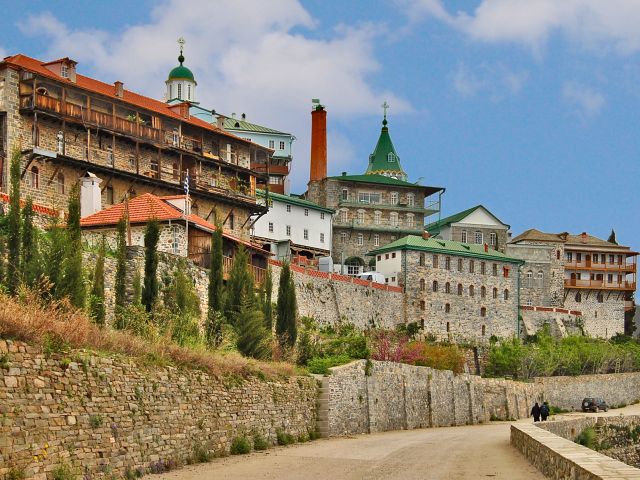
[{"left": 1, "top": 0, "right": 639, "bottom": 249}]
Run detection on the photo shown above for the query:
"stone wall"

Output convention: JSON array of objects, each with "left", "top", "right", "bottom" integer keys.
[
  {"left": 564, "top": 292, "right": 625, "bottom": 339},
  {"left": 520, "top": 306, "right": 583, "bottom": 337},
  {"left": 0, "top": 340, "right": 318, "bottom": 480},
  {"left": 270, "top": 262, "right": 405, "bottom": 330}
]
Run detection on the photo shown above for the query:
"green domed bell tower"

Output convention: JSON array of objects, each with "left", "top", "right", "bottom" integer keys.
[{"left": 166, "top": 37, "right": 197, "bottom": 102}]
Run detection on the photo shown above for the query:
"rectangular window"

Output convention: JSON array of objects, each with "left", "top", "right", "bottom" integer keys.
[
  {"left": 607, "top": 273, "right": 613, "bottom": 283},
  {"left": 340, "top": 232, "right": 347, "bottom": 243},
  {"left": 492, "top": 264, "right": 498, "bottom": 276},
  {"left": 392, "top": 252, "right": 396, "bottom": 258},
  {"left": 445, "top": 257, "right": 451, "bottom": 270},
  {"left": 279, "top": 141, "right": 285, "bottom": 150},
  {"left": 342, "top": 188, "right": 349, "bottom": 201},
  {"left": 469, "top": 260, "right": 475, "bottom": 273},
  {"left": 576, "top": 253, "right": 582, "bottom": 262},
  {"left": 385, "top": 254, "right": 389, "bottom": 260},
  {"left": 374, "top": 234, "right": 379, "bottom": 247},
  {"left": 433, "top": 255, "right": 439, "bottom": 268},
  {"left": 269, "top": 176, "right": 283, "bottom": 185},
  {"left": 304, "top": 208, "right": 309, "bottom": 216},
  {"left": 357, "top": 233, "right": 363, "bottom": 246},
  {"left": 268, "top": 222, "right": 274, "bottom": 233},
  {"left": 566, "top": 252, "right": 573, "bottom": 262},
  {"left": 171, "top": 225, "right": 180, "bottom": 254},
  {"left": 286, "top": 225, "right": 291, "bottom": 236},
  {"left": 503, "top": 267, "right": 509, "bottom": 278},
  {"left": 609, "top": 254, "right": 615, "bottom": 264},
  {"left": 320, "top": 233, "right": 325, "bottom": 243},
  {"left": 286, "top": 204, "right": 291, "bottom": 212},
  {"left": 304, "top": 229, "right": 309, "bottom": 240},
  {"left": 60, "top": 64, "right": 68, "bottom": 78},
  {"left": 458, "top": 259, "right": 463, "bottom": 271},
  {"left": 320, "top": 212, "right": 325, "bottom": 220},
  {"left": 461, "top": 231, "right": 467, "bottom": 243},
  {"left": 480, "top": 262, "right": 486, "bottom": 275},
  {"left": 358, "top": 192, "right": 381, "bottom": 204},
  {"left": 268, "top": 140, "right": 275, "bottom": 149},
  {"left": 106, "top": 186, "right": 114, "bottom": 205}
]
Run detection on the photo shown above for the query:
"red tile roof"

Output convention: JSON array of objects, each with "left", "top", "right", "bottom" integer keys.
[
  {"left": 0, "top": 193, "right": 59, "bottom": 217},
  {"left": 1, "top": 54, "right": 259, "bottom": 146},
  {"left": 80, "top": 193, "right": 269, "bottom": 254}
]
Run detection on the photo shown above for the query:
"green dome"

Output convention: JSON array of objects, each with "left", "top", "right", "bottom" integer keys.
[{"left": 168, "top": 65, "right": 194, "bottom": 81}]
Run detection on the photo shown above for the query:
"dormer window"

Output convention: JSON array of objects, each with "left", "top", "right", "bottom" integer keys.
[
  {"left": 60, "top": 64, "right": 68, "bottom": 78},
  {"left": 387, "top": 152, "right": 395, "bottom": 162}
]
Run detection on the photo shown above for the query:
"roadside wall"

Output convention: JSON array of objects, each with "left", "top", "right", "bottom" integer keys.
[
  {"left": 270, "top": 262, "right": 405, "bottom": 330},
  {"left": 0, "top": 340, "right": 317, "bottom": 480}
]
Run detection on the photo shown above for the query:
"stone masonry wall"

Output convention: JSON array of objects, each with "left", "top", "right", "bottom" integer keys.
[
  {"left": 0, "top": 340, "right": 318, "bottom": 480},
  {"left": 270, "top": 262, "right": 405, "bottom": 330},
  {"left": 520, "top": 306, "right": 583, "bottom": 337}
]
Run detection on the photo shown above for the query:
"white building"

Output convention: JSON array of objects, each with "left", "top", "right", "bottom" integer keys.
[{"left": 252, "top": 189, "right": 333, "bottom": 260}]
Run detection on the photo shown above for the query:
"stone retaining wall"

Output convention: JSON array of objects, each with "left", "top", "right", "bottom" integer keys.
[
  {"left": 0, "top": 340, "right": 318, "bottom": 480},
  {"left": 511, "top": 422, "right": 640, "bottom": 479}
]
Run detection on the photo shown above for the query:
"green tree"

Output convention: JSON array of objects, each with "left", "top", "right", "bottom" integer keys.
[
  {"left": 0, "top": 236, "right": 5, "bottom": 287},
  {"left": 21, "top": 197, "right": 41, "bottom": 287},
  {"left": 45, "top": 219, "right": 66, "bottom": 298},
  {"left": 224, "top": 245, "right": 255, "bottom": 322},
  {"left": 114, "top": 217, "right": 127, "bottom": 310},
  {"left": 262, "top": 266, "right": 274, "bottom": 331},
  {"left": 234, "top": 297, "right": 271, "bottom": 360},
  {"left": 141, "top": 220, "right": 160, "bottom": 312},
  {"left": 162, "top": 261, "right": 201, "bottom": 346},
  {"left": 6, "top": 148, "right": 21, "bottom": 294},
  {"left": 61, "top": 183, "right": 85, "bottom": 308},
  {"left": 608, "top": 229, "right": 618, "bottom": 245},
  {"left": 206, "top": 223, "right": 224, "bottom": 346},
  {"left": 276, "top": 263, "right": 297, "bottom": 348},
  {"left": 88, "top": 236, "right": 106, "bottom": 325}
]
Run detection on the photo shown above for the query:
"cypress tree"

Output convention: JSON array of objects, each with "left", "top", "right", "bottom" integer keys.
[
  {"left": 206, "top": 222, "right": 224, "bottom": 346},
  {"left": 0, "top": 236, "right": 5, "bottom": 287},
  {"left": 608, "top": 229, "right": 618, "bottom": 245},
  {"left": 141, "top": 220, "right": 160, "bottom": 312},
  {"left": 224, "top": 245, "right": 254, "bottom": 322},
  {"left": 262, "top": 266, "right": 273, "bottom": 331},
  {"left": 6, "top": 148, "right": 21, "bottom": 294},
  {"left": 45, "top": 218, "right": 66, "bottom": 298},
  {"left": 21, "top": 197, "right": 40, "bottom": 287},
  {"left": 114, "top": 217, "right": 127, "bottom": 310},
  {"left": 276, "top": 263, "right": 297, "bottom": 347},
  {"left": 234, "top": 296, "right": 271, "bottom": 360},
  {"left": 89, "top": 236, "right": 106, "bottom": 325},
  {"left": 62, "top": 183, "right": 85, "bottom": 308}
]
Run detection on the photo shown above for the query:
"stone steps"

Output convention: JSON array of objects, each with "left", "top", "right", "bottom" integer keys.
[{"left": 316, "top": 376, "right": 330, "bottom": 438}]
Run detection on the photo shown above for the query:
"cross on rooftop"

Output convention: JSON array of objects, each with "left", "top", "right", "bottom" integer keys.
[
  {"left": 381, "top": 101, "right": 390, "bottom": 119},
  {"left": 178, "top": 37, "right": 185, "bottom": 54}
]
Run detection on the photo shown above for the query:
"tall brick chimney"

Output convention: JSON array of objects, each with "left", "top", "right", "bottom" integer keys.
[{"left": 309, "top": 100, "right": 327, "bottom": 182}]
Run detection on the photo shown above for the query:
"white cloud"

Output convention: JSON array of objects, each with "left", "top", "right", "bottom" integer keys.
[
  {"left": 562, "top": 81, "right": 605, "bottom": 117},
  {"left": 400, "top": 0, "right": 640, "bottom": 54},
  {"left": 451, "top": 62, "right": 528, "bottom": 99},
  {"left": 18, "top": 0, "right": 411, "bottom": 190}
]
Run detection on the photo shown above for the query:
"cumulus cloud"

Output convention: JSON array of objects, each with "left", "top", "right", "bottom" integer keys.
[
  {"left": 451, "top": 62, "right": 528, "bottom": 99},
  {"left": 399, "top": 0, "right": 640, "bottom": 54},
  {"left": 18, "top": 0, "right": 410, "bottom": 190},
  {"left": 562, "top": 81, "right": 605, "bottom": 117}
]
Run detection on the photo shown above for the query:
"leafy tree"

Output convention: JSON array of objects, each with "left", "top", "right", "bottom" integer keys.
[
  {"left": 141, "top": 220, "right": 160, "bottom": 312},
  {"left": 114, "top": 217, "right": 127, "bottom": 310},
  {"left": 206, "top": 222, "right": 224, "bottom": 346},
  {"left": 21, "top": 197, "right": 41, "bottom": 287},
  {"left": 61, "top": 183, "right": 85, "bottom": 308},
  {"left": 608, "top": 229, "right": 618, "bottom": 245},
  {"left": 224, "top": 245, "right": 255, "bottom": 322},
  {"left": 276, "top": 263, "right": 297, "bottom": 348},
  {"left": 88, "top": 236, "right": 106, "bottom": 325},
  {"left": 262, "top": 266, "right": 274, "bottom": 331},
  {"left": 6, "top": 148, "right": 21, "bottom": 294},
  {"left": 234, "top": 297, "right": 271, "bottom": 360}
]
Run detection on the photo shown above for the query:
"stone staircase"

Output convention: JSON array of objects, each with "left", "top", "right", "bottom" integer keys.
[{"left": 316, "top": 375, "right": 330, "bottom": 438}]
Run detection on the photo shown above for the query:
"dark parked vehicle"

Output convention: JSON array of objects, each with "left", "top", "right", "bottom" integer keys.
[{"left": 582, "top": 397, "right": 608, "bottom": 412}]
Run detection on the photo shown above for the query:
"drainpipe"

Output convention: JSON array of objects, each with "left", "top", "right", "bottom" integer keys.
[{"left": 516, "top": 263, "right": 522, "bottom": 339}]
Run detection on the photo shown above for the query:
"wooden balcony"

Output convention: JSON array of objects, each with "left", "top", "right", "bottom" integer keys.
[
  {"left": 191, "top": 254, "right": 266, "bottom": 285},
  {"left": 564, "top": 279, "right": 636, "bottom": 291},
  {"left": 565, "top": 261, "right": 636, "bottom": 272}
]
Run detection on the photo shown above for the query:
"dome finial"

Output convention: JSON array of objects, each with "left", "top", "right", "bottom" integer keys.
[
  {"left": 381, "top": 100, "right": 389, "bottom": 127},
  {"left": 177, "top": 36, "right": 186, "bottom": 65}
]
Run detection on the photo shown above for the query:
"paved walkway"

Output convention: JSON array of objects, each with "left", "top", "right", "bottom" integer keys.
[{"left": 156, "top": 421, "right": 545, "bottom": 480}]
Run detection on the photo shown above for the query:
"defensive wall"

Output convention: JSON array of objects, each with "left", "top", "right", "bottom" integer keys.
[
  {"left": 321, "top": 360, "right": 640, "bottom": 437},
  {"left": 0, "top": 340, "right": 317, "bottom": 480},
  {"left": 520, "top": 305, "right": 583, "bottom": 337}
]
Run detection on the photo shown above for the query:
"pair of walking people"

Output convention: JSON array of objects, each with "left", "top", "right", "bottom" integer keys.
[{"left": 530, "top": 401, "right": 550, "bottom": 422}]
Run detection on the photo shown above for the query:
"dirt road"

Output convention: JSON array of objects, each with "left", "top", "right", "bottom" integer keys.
[{"left": 156, "top": 421, "right": 545, "bottom": 480}]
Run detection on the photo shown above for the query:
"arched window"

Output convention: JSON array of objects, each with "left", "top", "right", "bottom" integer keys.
[
  {"left": 445, "top": 257, "right": 451, "bottom": 270},
  {"left": 172, "top": 162, "right": 179, "bottom": 179},
  {"left": 457, "top": 258, "right": 463, "bottom": 271},
  {"left": 575, "top": 292, "right": 582, "bottom": 303},
  {"left": 493, "top": 287, "right": 498, "bottom": 299},
  {"left": 177, "top": 83, "right": 182, "bottom": 99},
  {"left": 56, "top": 172, "right": 65, "bottom": 194},
  {"left": 419, "top": 279, "right": 425, "bottom": 292},
  {"left": 480, "top": 262, "right": 486, "bottom": 274},
  {"left": 407, "top": 193, "right": 415, "bottom": 206},
  {"left": 387, "top": 152, "right": 395, "bottom": 162},
  {"left": 474, "top": 231, "right": 483, "bottom": 244},
  {"left": 445, "top": 282, "right": 450, "bottom": 294},
  {"left": 457, "top": 283, "right": 463, "bottom": 295},
  {"left": 490, "top": 232, "right": 497, "bottom": 246},
  {"left": 374, "top": 211, "right": 381, "bottom": 225},
  {"left": 405, "top": 213, "right": 414, "bottom": 228},
  {"left": 480, "top": 307, "right": 487, "bottom": 317},
  {"left": 526, "top": 270, "right": 533, "bottom": 288},
  {"left": 432, "top": 280, "right": 438, "bottom": 292},
  {"left": 419, "top": 300, "right": 425, "bottom": 311},
  {"left": 30, "top": 166, "right": 39, "bottom": 189},
  {"left": 187, "top": 84, "right": 191, "bottom": 100},
  {"left": 537, "top": 271, "right": 544, "bottom": 288},
  {"left": 390, "top": 192, "right": 399, "bottom": 205},
  {"left": 469, "top": 260, "right": 475, "bottom": 273},
  {"left": 504, "top": 289, "right": 509, "bottom": 300},
  {"left": 481, "top": 286, "right": 486, "bottom": 298},
  {"left": 461, "top": 230, "right": 467, "bottom": 243},
  {"left": 469, "top": 285, "right": 475, "bottom": 297},
  {"left": 445, "top": 303, "right": 450, "bottom": 313}
]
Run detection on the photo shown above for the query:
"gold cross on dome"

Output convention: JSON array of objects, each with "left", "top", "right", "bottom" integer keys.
[
  {"left": 381, "top": 101, "right": 390, "bottom": 119},
  {"left": 178, "top": 37, "right": 186, "bottom": 54}
]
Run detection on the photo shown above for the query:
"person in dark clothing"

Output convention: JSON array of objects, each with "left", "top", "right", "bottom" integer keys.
[
  {"left": 540, "top": 402, "right": 550, "bottom": 421},
  {"left": 531, "top": 402, "right": 541, "bottom": 422}
]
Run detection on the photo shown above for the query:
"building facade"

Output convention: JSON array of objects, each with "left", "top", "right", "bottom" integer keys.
[
  {"left": 306, "top": 103, "right": 444, "bottom": 270},
  {"left": 370, "top": 235, "right": 523, "bottom": 343},
  {"left": 507, "top": 229, "right": 637, "bottom": 338},
  {"left": 0, "top": 53, "right": 272, "bottom": 240},
  {"left": 426, "top": 205, "right": 510, "bottom": 253},
  {"left": 252, "top": 189, "right": 333, "bottom": 259}
]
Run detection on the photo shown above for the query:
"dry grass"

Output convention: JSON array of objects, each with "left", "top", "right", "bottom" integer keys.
[{"left": 0, "top": 291, "right": 300, "bottom": 379}]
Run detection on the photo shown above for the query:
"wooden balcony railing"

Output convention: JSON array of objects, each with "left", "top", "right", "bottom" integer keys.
[
  {"left": 191, "top": 254, "right": 266, "bottom": 285},
  {"left": 564, "top": 279, "right": 636, "bottom": 291},
  {"left": 565, "top": 261, "right": 636, "bottom": 272}
]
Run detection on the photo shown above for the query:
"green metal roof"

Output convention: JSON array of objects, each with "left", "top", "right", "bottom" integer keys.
[
  {"left": 168, "top": 64, "right": 195, "bottom": 81},
  {"left": 365, "top": 117, "right": 406, "bottom": 180},
  {"left": 327, "top": 173, "right": 444, "bottom": 195},
  {"left": 368, "top": 235, "right": 524, "bottom": 264},
  {"left": 257, "top": 189, "right": 334, "bottom": 214},
  {"left": 223, "top": 117, "right": 289, "bottom": 135},
  {"left": 425, "top": 205, "right": 510, "bottom": 234}
]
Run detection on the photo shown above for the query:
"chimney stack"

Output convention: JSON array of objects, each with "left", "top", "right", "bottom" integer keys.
[
  {"left": 80, "top": 172, "right": 103, "bottom": 217},
  {"left": 422, "top": 231, "right": 431, "bottom": 240},
  {"left": 309, "top": 100, "right": 327, "bottom": 183},
  {"left": 114, "top": 81, "right": 124, "bottom": 98},
  {"left": 484, "top": 243, "right": 489, "bottom": 252}
]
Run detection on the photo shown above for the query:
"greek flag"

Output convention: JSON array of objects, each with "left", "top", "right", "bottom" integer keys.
[{"left": 183, "top": 169, "right": 190, "bottom": 195}]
